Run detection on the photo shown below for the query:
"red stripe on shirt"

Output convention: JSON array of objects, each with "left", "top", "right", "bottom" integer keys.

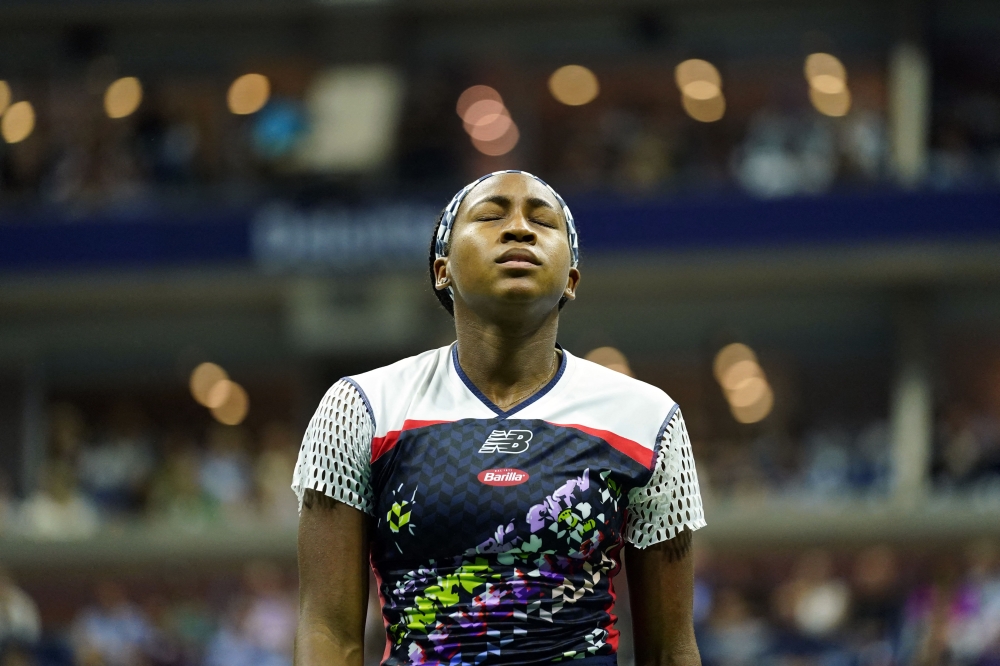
[
  {"left": 548, "top": 422, "right": 655, "bottom": 468},
  {"left": 371, "top": 419, "right": 451, "bottom": 463}
]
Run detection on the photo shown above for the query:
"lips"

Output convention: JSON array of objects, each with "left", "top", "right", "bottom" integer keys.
[{"left": 496, "top": 248, "right": 541, "bottom": 266}]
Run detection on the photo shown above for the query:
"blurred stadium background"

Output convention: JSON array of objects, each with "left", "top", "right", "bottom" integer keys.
[{"left": 1, "top": 0, "right": 1000, "bottom": 664}]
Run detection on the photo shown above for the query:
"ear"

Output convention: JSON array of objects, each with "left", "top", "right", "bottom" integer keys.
[
  {"left": 433, "top": 256, "right": 450, "bottom": 291},
  {"left": 563, "top": 267, "right": 581, "bottom": 301}
]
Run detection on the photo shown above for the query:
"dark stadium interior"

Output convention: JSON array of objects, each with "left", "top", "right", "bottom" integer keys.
[{"left": 1, "top": 0, "right": 1000, "bottom": 664}]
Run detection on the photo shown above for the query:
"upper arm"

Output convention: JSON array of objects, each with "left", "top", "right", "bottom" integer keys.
[
  {"left": 296, "top": 492, "right": 370, "bottom": 665},
  {"left": 625, "top": 532, "right": 699, "bottom": 666},
  {"left": 292, "top": 380, "right": 376, "bottom": 666},
  {"left": 624, "top": 408, "right": 705, "bottom": 665}
]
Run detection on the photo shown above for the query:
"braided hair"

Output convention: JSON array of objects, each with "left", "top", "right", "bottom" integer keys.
[{"left": 427, "top": 171, "right": 580, "bottom": 316}]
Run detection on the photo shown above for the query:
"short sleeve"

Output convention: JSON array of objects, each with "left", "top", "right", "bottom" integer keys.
[
  {"left": 625, "top": 408, "right": 706, "bottom": 548},
  {"left": 291, "top": 379, "right": 375, "bottom": 515}
]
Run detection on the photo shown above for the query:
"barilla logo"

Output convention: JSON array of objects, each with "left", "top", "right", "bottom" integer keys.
[{"left": 478, "top": 468, "right": 530, "bottom": 487}]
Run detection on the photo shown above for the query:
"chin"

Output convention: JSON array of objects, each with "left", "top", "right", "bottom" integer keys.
[{"left": 493, "top": 287, "right": 562, "bottom": 311}]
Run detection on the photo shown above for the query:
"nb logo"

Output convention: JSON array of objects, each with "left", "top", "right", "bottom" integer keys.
[{"left": 479, "top": 429, "right": 532, "bottom": 454}]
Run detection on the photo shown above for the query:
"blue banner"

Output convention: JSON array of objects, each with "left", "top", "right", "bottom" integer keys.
[{"left": 0, "top": 190, "right": 998, "bottom": 274}]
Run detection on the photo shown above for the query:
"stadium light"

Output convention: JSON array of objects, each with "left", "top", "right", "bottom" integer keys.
[
  {"left": 472, "top": 123, "right": 520, "bottom": 156},
  {"left": 714, "top": 343, "right": 774, "bottom": 423},
  {"left": 1, "top": 101, "right": 35, "bottom": 143},
  {"left": 456, "top": 85, "right": 502, "bottom": 118},
  {"left": 104, "top": 77, "right": 143, "bottom": 119},
  {"left": 211, "top": 381, "right": 250, "bottom": 425},
  {"left": 805, "top": 53, "right": 851, "bottom": 117},
  {"left": 456, "top": 85, "right": 518, "bottom": 156},
  {"left": 675, "top": 59, "right": 725, "bottom": 122},
  {"left": 228, "top": 73, "right": 270, "bottom": 115},
  {"left": 548, "top": 65, "right": 600, "bottom": 106},
  {"left": 190, "top": 362, "right": 228, "bottom": 407}
]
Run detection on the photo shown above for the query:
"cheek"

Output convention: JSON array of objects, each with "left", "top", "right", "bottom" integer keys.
[{"left": 447, "top": 232, "right": 490, "bottom": 281}]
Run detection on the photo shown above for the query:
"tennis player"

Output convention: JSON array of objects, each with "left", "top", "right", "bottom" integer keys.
[{"left": 292, "top": 170, "right": 705, "bottom": 666}]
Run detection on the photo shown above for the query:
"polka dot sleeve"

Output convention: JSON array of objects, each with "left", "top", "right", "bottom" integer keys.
[
  {"left": 291, "top": 379, "right": 375, "bottom": 516},
  {"left": 625, "top": 408, "right": 706, "bottom": 548}
]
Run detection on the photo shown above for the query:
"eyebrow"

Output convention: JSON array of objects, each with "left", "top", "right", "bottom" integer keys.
[{"left": 468, "top": 194, "right": 557, "bottom": 211}]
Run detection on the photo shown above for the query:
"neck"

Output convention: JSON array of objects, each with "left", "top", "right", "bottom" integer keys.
[{"left": 453, "top": 304, "right": 561, "bottom": 412}]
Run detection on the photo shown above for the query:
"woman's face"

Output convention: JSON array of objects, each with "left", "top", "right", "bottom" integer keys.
[{"left": 435, "top": 173, "right": 580, "bottom": 319}]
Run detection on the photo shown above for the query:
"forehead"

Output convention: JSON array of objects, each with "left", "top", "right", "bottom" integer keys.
[{"left": 456, "top": 173, "right": 562, "bottom": 218}]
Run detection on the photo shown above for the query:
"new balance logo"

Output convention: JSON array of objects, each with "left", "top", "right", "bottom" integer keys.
[{"left": 479, "top": 429, "right": 532, "bottom": 454}]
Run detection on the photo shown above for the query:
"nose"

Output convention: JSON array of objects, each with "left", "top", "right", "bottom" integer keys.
[{"left": 500, "top": 211, "right": 536, "bottom": 245}]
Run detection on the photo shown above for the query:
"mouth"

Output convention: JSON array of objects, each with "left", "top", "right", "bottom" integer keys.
[{"left": 495, "top": 248, "right": 541, "bottom": 268}]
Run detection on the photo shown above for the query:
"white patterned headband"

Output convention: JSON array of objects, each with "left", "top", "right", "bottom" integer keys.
[{"left": 433, "top": 170, "right": 580, "bottom": 268}]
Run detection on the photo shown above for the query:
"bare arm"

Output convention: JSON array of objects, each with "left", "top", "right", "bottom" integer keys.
[
  {"left": 626, "top": 528, "right": 701, "bottom": 666},
  {"left": 294, "top": 489, "right": 370, "bottom": 666}
]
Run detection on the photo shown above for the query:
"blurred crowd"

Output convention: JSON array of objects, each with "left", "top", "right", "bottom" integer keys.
[
  {"left": 694, "top": 402, "right": 1000, "bottom": 502},
  {"left": 698, "top": 419, "right": 893, "bottom": 502},
  {"left": 0, "top": 402, "right": 299, "bottom": 540},
  {"left": 4, "top": 397, "right": 1000, "bottom": 538},
  {"left": 2, "top": 64, "right": 999, "bottom": 212},
  {"left": 935, "top": 404, "right": 1000, "bottom": 495},
  {"left": 0, "top": 562, "right": 298, "bottom": 666},
  {"left": 2, "top": 544, "right": 1000, "bottom": 666},
  {"left": 692, "top": 543, "right": 1000, "bottom": 666}
]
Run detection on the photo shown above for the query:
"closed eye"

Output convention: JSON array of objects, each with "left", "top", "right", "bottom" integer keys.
[{"left": 530, "top": 218, "right": 557, "bottom": 228}]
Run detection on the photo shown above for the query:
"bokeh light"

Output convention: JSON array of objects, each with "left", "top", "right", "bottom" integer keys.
[
  {"left": 227, "top": 73, "right": 270, "bottom": 115},
  {"left": 462, "top": 99, "right": 513, "bottom": 141},
  {"left": 104, "top": 77, "right": 143, "bottom": 119},
  {"left": 548, "top": 65, "right": 600, "bottom": 106},
  {"left": 810, "top": 86, "right": 852, "bottom": 117},
  {"left": 714, "top": 343, "right": 773, "bottom": 423},
  {"left": 719, "top": 358, "right": 763, "bottom": 392},
  {"left": 585, "top": 347, "right": 634, "bottom": 376},
  {"left": 1, "top": 101, "right": 35, "bottom": 143},
  {"left": 805, "top": 53, "right": 847, "bottom": 85},
  {"left": 682, "top": 93, "right": 726, "bottom": 122},
  {"left": 471, "top": 123, "right": 519, "bottom": 156},
  {"left": 189, "top": 362, "right": 228, "bottom": 407},
  {"left": 204, "top": 378, "right": 234, "bottom": 409},
  {"left": 211, "top": 381, "right": 249, "bottom": 425},
  {"left": 682, "top": 80, "right": 721, "bottom": 101},
  {"left": 458, "top": 87, "right": 518, "bottom": 155},
  {"left": 731, "top": 383, "right": 774, "bottom": 423},
  {"left": 0, "top": 81, "right": 10, "bottom": 116},
  {"left": 676, "top": 59, "right": 725, "bottom": 122},
  {"left": 713, "top": 343, "right": 757, "bottom": 382},
  {"left": 675, "top": 59, "right": 721, "bottom": 89},
  {"left": 456, "top": 85, "right": 502, "bottom": 119},
  {"left": 805, "top": 53, "right": 851, "bottom": 117}
]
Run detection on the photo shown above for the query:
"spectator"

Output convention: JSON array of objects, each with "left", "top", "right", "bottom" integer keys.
[
  {"left": 77, "top": 402, "right": 154, "bottom": 517},
  {"left": 254, "top": 423, "right": 298, "bottom": 526},
  {"left": 773, "top": 550, "right": 852, "bottom": 640},
  {"left": 147, "top": 437, "right": 217, "bottom": 528},
  {"left": 0, "top": 567, "right": 41, "bottom": 649},
  {"left": 17, "top": 462, "right": 99, "bottom": 540},
  {"left": 947, "top": 542, "right": 1000, "bottom": 663},
  {"left": 71, "top": 582, "right": 154, "bottom": 666},
  {"left": 849, "top": 545, "right": 902, "bottom": 661},
  {"left": 699, "top": 588, "right": 772, "bottom": 666},
  {"left": 199, "top": 426, "right": 253, "bottom": 522},
  {"left": 241, "top": 562, "right": 295, "bottom": 664}
]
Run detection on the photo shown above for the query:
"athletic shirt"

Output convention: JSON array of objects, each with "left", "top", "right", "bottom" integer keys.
[{"left": 291, "top": 344, "right": 706, "bottom": 666}]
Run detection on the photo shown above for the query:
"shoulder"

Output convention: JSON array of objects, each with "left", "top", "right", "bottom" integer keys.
[
  {"left": 528, "top": 351, "right": 678, "bottom": 468},
  {"left": 343, "top": 345, "right": 454, "bottom": 434},
  {"left": 566, "top": 351, "right": 677, "bottom": 416}
]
